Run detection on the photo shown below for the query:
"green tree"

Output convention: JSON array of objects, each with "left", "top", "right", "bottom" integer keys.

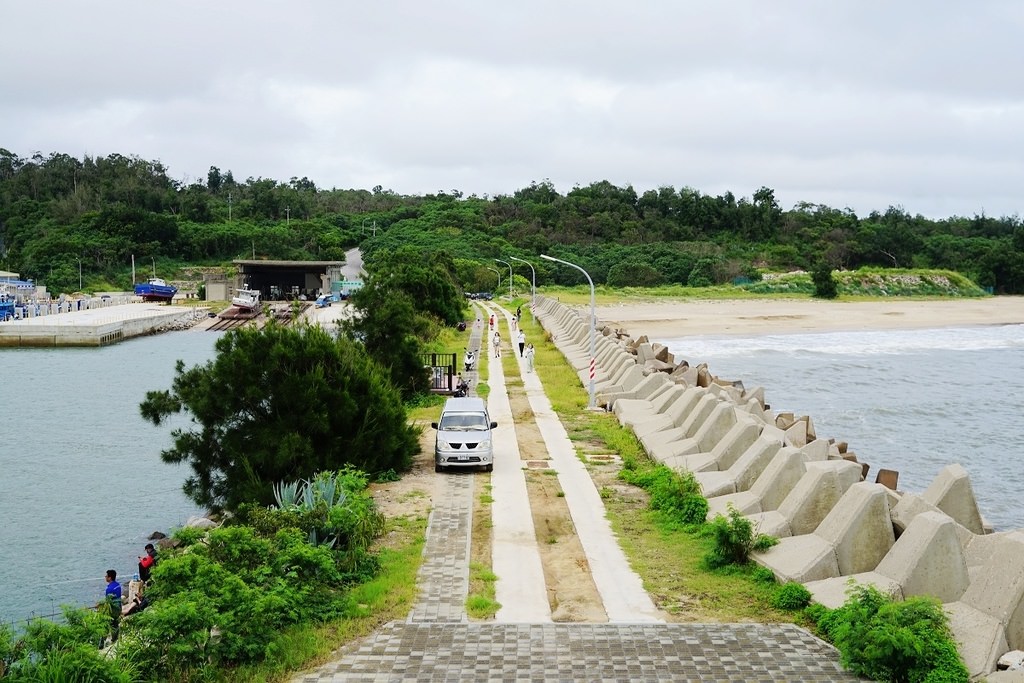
[
  {"left": 344, "top": 282, "right": 432, "bottom": 398},
  {"left": 139, "top": 321, "right": 417, "bottom": 512},
  {"left": 812, "top": 262, "right": 838, "bottom": 299},
  {"left": 606, "top": 259, "right": 664, "bottom": 287}
]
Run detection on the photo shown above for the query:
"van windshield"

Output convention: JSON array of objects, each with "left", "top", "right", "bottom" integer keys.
[{"left": 439, "top": 413, "right": 490, "bottom": 431}]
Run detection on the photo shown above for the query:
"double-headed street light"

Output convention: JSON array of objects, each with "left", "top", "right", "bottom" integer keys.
[
  {"left": 494, "top": 259, "right": 513, "bottom": 299},
  {"left": 540, "top": 254, "right": 596, "bottom": 408},
  {"left": 509, "top": 256, "right": 536, "bottom": 309},
  {"left": 76, "top": 257, "right": 82, "bottom": 291}
]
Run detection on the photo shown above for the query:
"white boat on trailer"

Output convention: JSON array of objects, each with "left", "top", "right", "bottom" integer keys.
[{"left": 232, "top": 288, "right": 261, "bottom": 311}]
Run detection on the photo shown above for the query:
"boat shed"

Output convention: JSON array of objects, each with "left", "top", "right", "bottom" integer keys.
[{"left": 230, "top": 260, "right": 345, "bottom": 302}]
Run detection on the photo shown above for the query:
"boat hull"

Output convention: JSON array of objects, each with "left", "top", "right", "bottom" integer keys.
[{"left": 134, "top": 279, "right": 177, "bottom": 303}]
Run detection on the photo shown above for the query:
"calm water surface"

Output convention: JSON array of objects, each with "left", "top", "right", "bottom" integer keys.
[{"left": 1, "top": 332, "right": 218, "bottom": 625}]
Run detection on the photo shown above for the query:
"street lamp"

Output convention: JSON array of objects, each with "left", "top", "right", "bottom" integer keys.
[
  {"left": 509, "top": 256, "right": 536, "bottom": 310},
  {"left": 487, "top": 266, "right": 501, "bottom": 292},
  {"left": 540, "top": 254, "right": 596, "bottom": 408},
  {"left": 76, "top": 257, "right": 82, "bottom": 291},
  {"left": 495, "top": 259, "right": 513, "bottom": 299}
]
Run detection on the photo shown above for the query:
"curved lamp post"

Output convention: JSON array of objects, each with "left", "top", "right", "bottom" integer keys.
[
  {"left": 486, "top": 266, "right": 501, "bottom": 292},
  {"left": 540, "top": 254, "right": 596, "bottom": 408},
  {"left": 495, "top": 259, "right": 513, "bottom": 299},
  {"left": 509, "top": 256, "right": 536, "bottom": 309},
  {"left": 76, "top": 257, "right": 82, "bottom": 291}
]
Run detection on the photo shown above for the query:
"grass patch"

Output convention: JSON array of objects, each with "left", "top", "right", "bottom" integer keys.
[{"left": 466, "top": 561, "right": 500, "bottom": 619}]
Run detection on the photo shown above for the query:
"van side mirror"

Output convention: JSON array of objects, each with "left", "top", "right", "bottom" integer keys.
[
  {"left": 490, "top": 421, "right": 497, "bottom": 429},
  {"left": 430, "top": 422, "right": 438, "bottom": 429}
]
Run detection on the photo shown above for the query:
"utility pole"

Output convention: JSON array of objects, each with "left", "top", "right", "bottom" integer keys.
[
  {"left": 285, "top": 207, "right": 290, "bottom": 225},
  {"left": 228, "top": 192, "right": 232, "bottom": 222}
]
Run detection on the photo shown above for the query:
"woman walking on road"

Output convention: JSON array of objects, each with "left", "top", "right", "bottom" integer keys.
[
  {"left": 492, "top": 330, "right": 501, "bottom": 358},
  {"left": 517, "top": 330, "right": 526, "bottom": 357},
  {"left": 524, "top": 343, "right": 535, "bottom": 372}
]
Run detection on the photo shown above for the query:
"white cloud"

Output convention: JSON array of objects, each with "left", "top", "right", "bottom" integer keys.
[{"left": 1, "top": 0, "right": 1022, "bottom": 218}]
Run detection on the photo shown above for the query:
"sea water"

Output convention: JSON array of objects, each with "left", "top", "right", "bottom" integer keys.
[
  {"left": 659, "top": 324, "right": 1024, "bottom": 532},
  {"left": 0, "top": 332, "right": 218, "bottom": 626}
]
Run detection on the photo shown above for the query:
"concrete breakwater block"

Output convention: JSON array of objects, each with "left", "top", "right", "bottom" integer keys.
[
  {"left": 669, "top": 415, "right": 762, "bottom": 475},
  {"left": 923, "top": 463, "right": 986, "bottom": 535},
  {"left": 749, "top": 460, "right": 863, "bottom": 538},
  {"left": 695, "top": 433, "right": 783, "bottom": 499},
  {"left": 805, "top": 510, "right": 970, "bottom": 609},
  {"left": 754, "top": 482, "right": 895, "bottom": 584},
  {"left": 706, "top": 446, "right": 808, "bottom": 520}
]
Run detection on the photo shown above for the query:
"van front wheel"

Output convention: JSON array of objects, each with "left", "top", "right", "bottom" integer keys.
[
  {"left": 435, "top": 464, "right": 444, "bottom": 473},
  {"left": 484, "top": 463, "right": 493, "bottom": 473}
]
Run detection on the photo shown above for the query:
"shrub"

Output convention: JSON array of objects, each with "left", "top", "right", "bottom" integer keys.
[
  {"left": 1, "top": 607, "right": 137, "bottom": 683},
  {"left": 172, "top": 525, "right": 208, "bottom": 547},
  {"left": 703, "top": 503, "right": 778, "bottom": 568},
  {"left": 811, "top": 262, "right": 839, "bottom": 299},
  {"left": 810, "top": 583, "right": 969, "bottom": 683},
  {"left": 772, "top": 582, "right": 812, "bottom": 610},
  {"left": 620, "top": 465, "right": 708, "bottom": 526},
  {"left": 751, "top": 566, "right": 776, "bottom": 585}
]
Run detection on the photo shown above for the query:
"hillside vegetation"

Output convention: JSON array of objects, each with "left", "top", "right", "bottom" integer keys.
[{"left": 1, "top": 148, "right": 1022, "bottom": 295}]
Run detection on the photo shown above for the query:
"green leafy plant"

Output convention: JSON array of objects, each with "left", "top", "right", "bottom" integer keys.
[
  {"left": 620, "top": 465, "right": 708, "bottom": 526},
  {"left": 811, "top": 583, "right": 969, "bottom": 683},
  {"left": 751, "top": 566, "right": 776, "bottom": 584},
  {"left": 811, "top": 262, "right": 839, "bottom": 299},
  {"left": 0, "top": 607, "right": 138, "bottom": 683},
  {"left": 172, "top": 525, "right": 208, "bottom": 547},
  {"left": 703, "top": 503, "right": 778, "bottom": 568},
  {"left": 771, "top": 582, "right": 811, "bottom": 610}
]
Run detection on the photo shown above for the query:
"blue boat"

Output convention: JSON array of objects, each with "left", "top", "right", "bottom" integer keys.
[
  {"left": 134, "top": 277, "right": 177, "bottom": 303},
  {"left": 0, "top": 292, "right": 15, "bottom": 321}
]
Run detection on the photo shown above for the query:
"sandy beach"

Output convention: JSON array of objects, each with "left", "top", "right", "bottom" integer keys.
[{"left": 592, "top": 297, "right": 1024, "bottom": 339}]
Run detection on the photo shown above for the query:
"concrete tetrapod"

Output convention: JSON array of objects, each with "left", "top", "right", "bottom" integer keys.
[{"left": 753, "top": 482, "right": 896, "bottom": 584}]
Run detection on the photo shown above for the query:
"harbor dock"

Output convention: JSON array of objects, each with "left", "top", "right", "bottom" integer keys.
[{"left": 0, "top": 303, "right": 205, "bottom": 347}]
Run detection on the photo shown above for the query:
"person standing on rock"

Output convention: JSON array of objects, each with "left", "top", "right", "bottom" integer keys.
[
  {"left": 517, "top": 329, "right": 526, "bottom": 357},
  {"left": 492, "top": 330, "right": 501, "bottom": 358},
  {"left": 524, "top": 343, "right": 535, "bottom": 372}
]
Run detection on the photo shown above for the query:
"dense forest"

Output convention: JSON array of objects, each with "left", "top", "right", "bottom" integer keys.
[{"left": 2, "top": 148, "right": 1023, "bottom": 294}]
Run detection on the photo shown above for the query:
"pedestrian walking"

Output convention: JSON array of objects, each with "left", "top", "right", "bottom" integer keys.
[
  {"left": 489, "top": 314, "right": 495, "bottom": 331},
  {"left": 524, "top": 343, "right": 535, "bottom": 372},
  {"left": 492, "top": 330, "right": 501, "bottom": 358},
  {"left": 517, "top": 330, "right": 526, "bottom": 357}
]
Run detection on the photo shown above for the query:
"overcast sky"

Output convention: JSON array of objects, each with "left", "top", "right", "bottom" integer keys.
[{"left": 2, "top": 2, "right": 1022, "bottom": 219}]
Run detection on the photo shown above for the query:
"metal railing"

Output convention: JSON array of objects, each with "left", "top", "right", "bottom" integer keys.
[{"left": 421, "top": 353, "right": 458, "bottom": 393}]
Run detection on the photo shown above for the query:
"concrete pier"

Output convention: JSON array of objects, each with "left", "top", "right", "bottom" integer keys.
[{"left": 0, "top": 303, "right": 204, "bottom": 347}]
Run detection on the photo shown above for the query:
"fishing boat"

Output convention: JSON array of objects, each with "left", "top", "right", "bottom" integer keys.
[
  {"left": 231, "top": 288, "right": 261, "bottom": 311},
  {"left": 134, "top": 277, "right": 177, "bottom": 303},
  {"left": 0, "top": 292, "right": 15, "bottom": 321}
]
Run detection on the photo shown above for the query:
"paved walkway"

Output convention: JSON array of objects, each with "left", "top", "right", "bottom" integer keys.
[{"left": 294, "top": 304, "right": 862, "bottom": 681}]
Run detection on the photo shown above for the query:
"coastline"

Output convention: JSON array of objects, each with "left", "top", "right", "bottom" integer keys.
[{"left": 591, "top": 296, "right": 1024, "bottom": 339}]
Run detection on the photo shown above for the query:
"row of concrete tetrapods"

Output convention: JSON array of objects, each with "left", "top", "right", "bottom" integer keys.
[{"left": 533, "top": 294, "right": 1024, "bottom": 680}]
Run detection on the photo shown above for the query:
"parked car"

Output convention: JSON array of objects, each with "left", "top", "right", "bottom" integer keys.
[{"left": 315, "top": 295, "right": 332, "bottom": 308}]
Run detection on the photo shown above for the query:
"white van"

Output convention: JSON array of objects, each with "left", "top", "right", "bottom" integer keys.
[{"left": 431, "top": 397, "right": 497, "bottom": 472}]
